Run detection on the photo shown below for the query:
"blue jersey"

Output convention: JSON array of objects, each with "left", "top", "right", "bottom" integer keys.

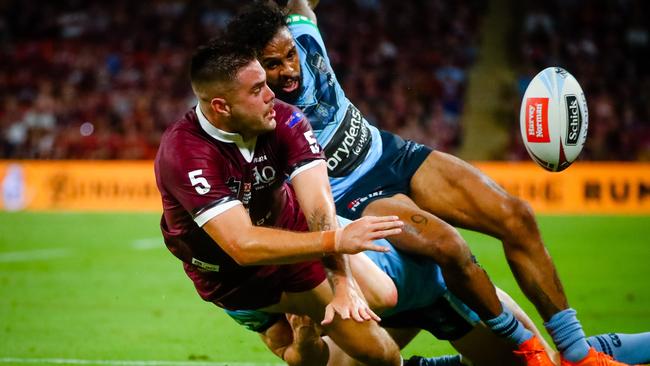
[{"left": 287, "top": 15, "right": 383, "bottom": 200}]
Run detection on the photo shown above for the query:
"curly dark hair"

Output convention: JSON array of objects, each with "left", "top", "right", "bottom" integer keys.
[
  {"left": 226, "top": 0, "right": 288, "bottom": 54},
  {"left": 190, "top": 39, "right": 256, "bottom": 93}
]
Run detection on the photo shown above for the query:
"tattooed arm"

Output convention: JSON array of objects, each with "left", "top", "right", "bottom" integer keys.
[{"left": 292, "top": 161, "right": 380, "bottom": 324}]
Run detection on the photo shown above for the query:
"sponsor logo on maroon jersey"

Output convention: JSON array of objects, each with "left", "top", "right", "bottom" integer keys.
[
  {"left": 287, "top": 111, "right": 304, "bottom": 128},
  {"left": 252, "top": 165, "right": 277, "bottom": 186}
]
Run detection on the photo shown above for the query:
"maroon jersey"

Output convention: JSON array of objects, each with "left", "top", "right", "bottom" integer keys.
[{"left": 155, "top": 100, "right": 324, "bottom": 273}]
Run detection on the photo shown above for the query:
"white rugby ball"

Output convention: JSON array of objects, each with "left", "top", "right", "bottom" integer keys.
[{"left": 519, "top": 67, "right": 588, "bottom": 172}]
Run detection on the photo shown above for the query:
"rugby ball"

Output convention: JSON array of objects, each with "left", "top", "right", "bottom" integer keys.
[{"left": 520, "top": 67, "right": 588, "bottom": 172}]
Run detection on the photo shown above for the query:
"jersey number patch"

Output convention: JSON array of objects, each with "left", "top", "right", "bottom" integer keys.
[
  {"left": 188, "top": 169, "right": 211, "bottom": 195},
  {"left": 304, "top": 131, "right": 320, "bottom": 154}
]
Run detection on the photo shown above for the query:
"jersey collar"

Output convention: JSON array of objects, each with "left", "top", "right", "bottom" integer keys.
[{"left": 195, "top": 104, "right": 257, "bottom": 163}]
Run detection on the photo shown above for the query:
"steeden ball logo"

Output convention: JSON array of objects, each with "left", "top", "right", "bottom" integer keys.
[{"left": 525, "top": 97, "right": 550, "bottom": 143}]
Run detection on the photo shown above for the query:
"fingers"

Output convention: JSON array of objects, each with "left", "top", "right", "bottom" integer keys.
[
  {"left": 321, "top": 305, "right": 334, "bottom": 325},
  {"left": 351, "top": 307, "right": 365, "bottom": 322},
  {"left": 322, "top": 305, "right": 353, "bottom": 325},
  {"left": 357, "top": 306, "right": 381, "bottom": 322},
  {"left": 363, "top": 215, "right": 400, "bottom": 223},
  {"left": 362, "top": 216, "right": 404, "bottom": 229},
  {"left": 363, "top": 307, "right": 382, "bottom": 322},
  {"left": 362, "top": 243, "right": 391, "bottom": 253},
  {"left": 368, "top": 227, "right": 402, "bottom": 240}
]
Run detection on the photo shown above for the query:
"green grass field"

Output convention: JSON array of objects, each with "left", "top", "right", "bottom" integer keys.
[{"left": 1, "top": 213, "right": 649, "bottom": 365}]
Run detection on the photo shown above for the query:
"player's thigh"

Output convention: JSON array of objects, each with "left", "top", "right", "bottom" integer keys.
[
  {"left": 349, "top": 253, "right": 398, "bottom": 313},
  {"left": 321, "top": 328, "right": 421, "bottom": 366},
  {"left": 263, "top": 281, "right": 399, "bottom": 364},
  {"left": 386, "top": 327, "right": 420, "bottom": 349},
  {"left": 260, "top": 280, "right": 332, "bottom": 320},
  {"left": 362, "top": 194, "right": 471, "bottom": 261},
  {"left": 410, "top": 150, "right": 516, "bottom": 237}
]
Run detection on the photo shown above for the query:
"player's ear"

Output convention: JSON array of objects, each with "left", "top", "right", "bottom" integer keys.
[{"left": 211, "top": 97, "right": 231, "bottom": 116}]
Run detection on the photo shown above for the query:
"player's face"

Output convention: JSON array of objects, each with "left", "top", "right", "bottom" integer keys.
[
  {"left": 259, "top": 27, "right": 302, "bottom": 102},
  {"left": 228, "top": 60, "right": 277, "bottom": 137}
]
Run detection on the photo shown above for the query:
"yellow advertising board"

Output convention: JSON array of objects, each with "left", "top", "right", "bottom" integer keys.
[
  {"left": 0, "top": 161, "right": 161, "bottom": 212},
  {"left": 0, "top": 160, "right": 648, "bottom": 214},
  {"left": 474, "top": 162, "right": 650, "bottom": 214}
]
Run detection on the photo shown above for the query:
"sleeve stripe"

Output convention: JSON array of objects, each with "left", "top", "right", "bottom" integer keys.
[
  {"left": 194, "top": 200, "right": 242, "bottom": 227},
  {"left": 286, "top": 14, "right": 318, "bottom": 28},
  {"left": 289, "top": 159, "right": 325, "bottom": 181}
]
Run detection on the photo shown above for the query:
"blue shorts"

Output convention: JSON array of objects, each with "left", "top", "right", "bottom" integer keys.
[
  {"left": 335, "top": 130, "right": 432, "bottom": 219},
  {"left": 380, "top": 291, "right": 480, "bottom": 341}
]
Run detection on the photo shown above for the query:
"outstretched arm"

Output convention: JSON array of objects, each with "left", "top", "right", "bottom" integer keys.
[
  {"left": 202, "top": 202, "right": 398, "bottom": 266},
  {"left": 286, "top": 0, "right": 318, "bottom": 24},
  {"left": 292, "top": 161, "right": 384, "bottom": 324}
]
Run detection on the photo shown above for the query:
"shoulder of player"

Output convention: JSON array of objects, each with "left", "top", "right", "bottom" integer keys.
[{"left": 273, "top": 100, "right": 306, "bottom": 130}]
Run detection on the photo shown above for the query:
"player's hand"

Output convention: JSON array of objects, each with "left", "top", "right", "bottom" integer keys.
[
  {"left": 286, "top": 314, "right": 322, "bottom": 343},
  {"left": 321, "top": 282, "right": 381, "bottom": 325},
  {"left": 335, "top": 216, "right": 403, "bottom": 254}
]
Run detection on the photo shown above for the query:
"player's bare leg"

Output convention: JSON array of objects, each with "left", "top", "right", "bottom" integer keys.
[
  {"left": 362, "top": 195, "right": 502, "bottom": 321},
  {"left": 451, "top": 289, "right": 558, "bottom": 366},
  {"left": 259, "top": 314, "right": 329, "bottom": 366},
  {"left": 348, "top": 253, "right": 557, "bottom": 365},
  {"left": 348, "top": 252, "right": 398, "bottom": 313},
  {"left": 406, "top": 151, "right": 634, "bottom": 365},
  {"left": 496, "top": 288, "right": 558, "bottom": 364},
  {"left": 261, "top": 280, "right": 402, "bottom": 366},
  {"left": 363, "top": 195, "right": 555, "bottom": 364},
  {"left": 321, "top": 328, "right": 422, "bottom": 366},
  {"left": 408, "top": 151, "right": 566, "bottom": 320}
]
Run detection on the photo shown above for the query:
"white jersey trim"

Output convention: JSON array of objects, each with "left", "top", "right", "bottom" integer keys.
[
  {"left": 194, "top": 200, "right": 242, "bottom": 227},
  {"left": 289, "top": 159, "right": 325, "bottom": 181},
  {"left": 195, "top": 105, "right": 257, "bottom": 162}
]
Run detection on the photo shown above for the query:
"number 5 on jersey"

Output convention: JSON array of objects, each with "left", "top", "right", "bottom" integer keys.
[
  {"left": 188, "top": 169, "right": 211, "bottom": 195},
  {"left": 304, "top": 131, "right": 320, "bottom": 154}
]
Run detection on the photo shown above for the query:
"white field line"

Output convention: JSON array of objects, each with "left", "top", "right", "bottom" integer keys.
[
  {"left": 0, "top": 358, "right": 284, "bottom": 366},
  {"left": 131, "top": 238, "right": 163, "bottom": 250},
  {"left": 0, "top": 248, "right": 71, "bottom": 263},
  {"left": 0, "top": 238, "right": 162, "bottom": 262}
]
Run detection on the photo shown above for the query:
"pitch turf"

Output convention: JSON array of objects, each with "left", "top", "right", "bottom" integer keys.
[{"left": 0, "top": 212, "right": 648, "bottom": 365}]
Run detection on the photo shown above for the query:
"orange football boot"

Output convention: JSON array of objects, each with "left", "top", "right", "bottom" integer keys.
[
  {"left": 514, "top": 336, "right": 555, "bottom": 366},
  {"left": 561, "top": 348, "right": 637, "bottom": 366}
]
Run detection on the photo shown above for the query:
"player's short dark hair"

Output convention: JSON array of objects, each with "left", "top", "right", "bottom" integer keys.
[
  {"left": 226, "top": 0, "right": 288, "bottom": 54},
  {"left": 189, "top": 39, "right": 257, "bottom": 93}
]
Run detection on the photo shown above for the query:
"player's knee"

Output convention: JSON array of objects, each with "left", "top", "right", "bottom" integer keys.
[
  {"left": 372, "top": 284, "right": 398, "bottom": 311},
  {"left": 346, "top": 341, "right": 397, "bottom": 366},
  {"left": 431, "top": 229, "right": 473, "bottom": 270},
  {"left": 284, "top": 343, "right": 329, "bottom": 366},
  {"left": 501, "top": 196, "right": 540, "bottom": 242}
]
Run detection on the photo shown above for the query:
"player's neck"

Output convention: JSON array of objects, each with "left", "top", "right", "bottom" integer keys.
[{"left": 196, "top": 104, "right": 257, "bottom": 144}]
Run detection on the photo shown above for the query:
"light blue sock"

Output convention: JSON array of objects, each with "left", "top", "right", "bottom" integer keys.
[
  {"left": 484, "top": 303, "right": 534, "bottom": 346},
  {"left": 588, "top": 332, "right": 650, "bottom": 364},
  {"left": 544, "top": 308, "right": 590, "bottom": 362}
]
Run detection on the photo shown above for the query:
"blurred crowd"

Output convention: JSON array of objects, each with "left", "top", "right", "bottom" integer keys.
[
  {"left": 2, "top": 0, "right": 646, "bottom": 161},
  {"left": 0, "top": 0, "right": 483, "bottom": 159},
  {"left": 504, "top": 0, "right": 649, "bottom": 161}
]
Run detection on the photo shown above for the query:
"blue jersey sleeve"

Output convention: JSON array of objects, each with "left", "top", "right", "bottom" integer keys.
[
  {"left": 285, "top": 13, "right": 384, "bottom": 200},
  {"left": 286, "top": 14, "right": 326, "bottom": 55}
]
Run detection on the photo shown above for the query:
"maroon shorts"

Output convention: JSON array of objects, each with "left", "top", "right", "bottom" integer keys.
[{"left": 183, "top": 260, "right": 327, "bottom": 310}]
